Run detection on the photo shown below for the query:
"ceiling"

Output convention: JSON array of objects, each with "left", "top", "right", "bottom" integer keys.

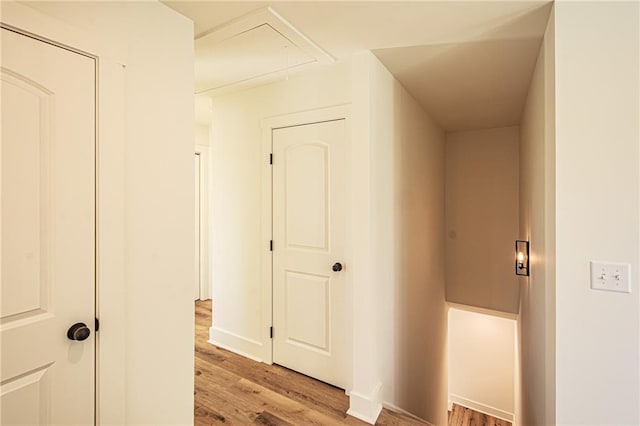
[{"left": 163, "top": 1, "right": 553, "bottom": 131}]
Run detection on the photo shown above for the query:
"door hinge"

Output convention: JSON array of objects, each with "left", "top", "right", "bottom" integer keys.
[
  {"left": 270, "top": 326, "right": 273, "bottom": 339},
  {"left": 95, "top": 318, "right": 100, "bottom": 332},
  {"left": 269, "top": 153, "right": 273, "bottom": 164},
  {"left": 270, "top": 240, "right": 273, "bottom": 251}
]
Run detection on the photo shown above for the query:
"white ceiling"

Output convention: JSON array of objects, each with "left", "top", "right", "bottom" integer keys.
[{"left": 163, "top": 1, "right": 553, "bottom": 131}]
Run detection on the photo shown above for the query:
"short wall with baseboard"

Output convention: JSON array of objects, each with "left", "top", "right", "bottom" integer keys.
[{"left": 448, "top": 306, "right": 516, "bottom": 423}]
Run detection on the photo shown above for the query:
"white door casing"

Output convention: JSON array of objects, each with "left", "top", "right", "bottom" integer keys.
[
  {"left": 272, "top": 118, "right": 348, "bottom": 389},
  {"left": 194, "top": 146, "right": 210, "bottom": 301},
  {"left": 1, "top": 27, "right": 96, "bottom": 425},
  {"left": 194, "top": 153, "right": 201, "bottom": 300}
]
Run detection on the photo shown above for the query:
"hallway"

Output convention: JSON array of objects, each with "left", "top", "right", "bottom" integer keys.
[
  {"left": 194, "top": 300, "right": 428, "bottom": 425},
  {"left": 195, "top": 301, "right": 510, "bottom": 425}
]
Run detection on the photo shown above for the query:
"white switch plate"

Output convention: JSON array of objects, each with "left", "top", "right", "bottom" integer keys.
[{"left": 590, "top": 261, "right": 631, "bottom": 293}]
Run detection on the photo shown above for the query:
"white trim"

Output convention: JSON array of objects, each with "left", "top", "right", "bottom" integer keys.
[
  {"left": 0, "top": 1, "right": 126, "bottom": 66},
  {"left": 195, "top": 6, "right": 333, "bottom": 65},
  {"left": 449, "top": 394, "right": 515, "bottom": 423},
  {"left": 195, "top": 6, "right": 334, "bottom": 97},
  {"left": 209, "top": 326, "right": 264, "bottom": 363},
  {"left": 194, "top": 145, "right": 210, "bottom": 301},
  {"left": 383, "top": 402, "right": 435, "bottom": 426},
  {"left": 261, "top": 104, "right": 351, "bottom": 131},
  {"left": 0, "top": 3, "right": 128, "bottom": 425},
  {"left": 259, "top": 121, "right": 274, "bottom": 365},
  {"left": 260, "top": 104, "right": 352, "bottom": 377},
  {"left": 346, "top": 382, "right": 383, "bottom": 425}
]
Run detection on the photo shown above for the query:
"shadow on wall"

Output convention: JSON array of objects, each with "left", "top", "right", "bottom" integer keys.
[
  {"left": 394, "top": 89, "right": 448, "bottom": 424},
  {"left": 373, "top": 2, "right": 554, "bottom": 132},
  {"left": 373, "top": 81, "right": 448, "bottom": 424}
]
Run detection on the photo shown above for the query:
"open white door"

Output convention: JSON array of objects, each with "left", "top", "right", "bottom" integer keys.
[
  {"left": 272, "top": 119, "right": 348, "bottom": 389},
  {"left": 1, "top": 27, "right": 96, "bottom": 425}
]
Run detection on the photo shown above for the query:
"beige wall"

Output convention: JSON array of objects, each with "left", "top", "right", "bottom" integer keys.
[
  {"left": 195, "top": 123, "right": 210, "bottom": 147},
  {"left": 368, "top": 54, "right": 448, "bottom": 426},
  {"left": 518, "top": 9, "right": 555, "bottom": 426},
  {"left": 554, "top": 3, "right": 639, "bottom": 424},
  {"left": 448, "top": 308, "right": 515, "bottom": 421},
  {"left": 210, "top": 52, "right": 448, "bottom": 424},
  {"left": 19, "top": 2, "right": 196, "bottom": 424},
  {"left": 209, "top": 60, "right": 352, "bottom": 361},
  {"left": 445, "top": 127, "right": 520, "bottom": 314}
]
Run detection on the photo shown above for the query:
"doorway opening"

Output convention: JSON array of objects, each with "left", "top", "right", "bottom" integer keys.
[{"left": 181, "top": 2, "right": 554, "bottom": 424}]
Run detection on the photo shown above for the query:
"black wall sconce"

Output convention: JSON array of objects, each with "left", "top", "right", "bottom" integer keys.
[{"left": 516, "top": 240, "right": 530, "bottom": 276}]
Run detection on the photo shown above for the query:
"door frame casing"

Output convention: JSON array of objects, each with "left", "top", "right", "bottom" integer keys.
[
  {"left": 260, "top": 105, "right": 352, "bottom": 390},
  {"left": 0, "top": 2, "right": 128, "bottom": 424},
  {"left": 195, "top": 145, "right": 210, "bottom": 301}
]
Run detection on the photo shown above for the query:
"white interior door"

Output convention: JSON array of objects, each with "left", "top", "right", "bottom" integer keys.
[
  {"left": 1, "top": 28, "right": 96, "bottom": 425},
  {"left": 272, "top": 119, "right": 348, "bottom": 388},
  {"left": 194, "top": 153, "right": 201, "bottom": 300}
]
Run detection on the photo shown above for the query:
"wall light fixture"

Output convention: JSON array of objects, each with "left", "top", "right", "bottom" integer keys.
[{"left": 516, "top": 240, "right": 530, "bottom": 276}]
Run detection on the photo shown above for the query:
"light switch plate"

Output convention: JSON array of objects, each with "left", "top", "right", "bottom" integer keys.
[{"left": 590, "top": 261, "right": 631, "bottom": 293}]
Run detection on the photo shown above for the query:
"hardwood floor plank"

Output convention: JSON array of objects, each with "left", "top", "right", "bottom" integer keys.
[
  {"left": 254, "top": 411, "right": 293, "bottom": 426},
  {"left": 195, "top": 357, "right": 242, "bottom": 390},
  {"left": 229, "top": 378, "right": 357, "bottom": 426},
  {"left": 448, "top": 404, "right": 512, "bottom": 426},
  {"left": 195, "top": 382, "right": 263, "bottom": 425}
]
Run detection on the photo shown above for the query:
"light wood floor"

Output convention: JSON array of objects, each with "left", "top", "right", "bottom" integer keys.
[
  {"left": 448, "top": 404, "right": 511, "bottom": 426},
  {"left": 195, "top": 300, "right": 509, "bottom": 426},
  {"left": 195, "top": 300, "right": 426, "bottom": 425}
]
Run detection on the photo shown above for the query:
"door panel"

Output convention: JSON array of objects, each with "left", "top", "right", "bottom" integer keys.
[
  {"left": 284, "top": 271, "right": 330, "bottom": 353},
  {"left": 1, "top": 28, "right": 95, "bottom": 425},
  {"left": 284, "top": 143, "right": 329, "bottom": 251},
  {"left": 1, "top": 69, "right": 50, "bottom": 319},
  {"left": 1, "top": 365, "right": 51, "bottom": 425},
  {"left": 272, "top": 119, "right": 347, "bottom": 389}
]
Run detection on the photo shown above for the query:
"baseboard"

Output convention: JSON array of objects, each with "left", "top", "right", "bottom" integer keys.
[
  {"left": 449, "top": 394, "right": 514, "bottom": 423},
  {"left": 382, "top": 402, "right": 435, "bottom": 426},
  {"left": 209, "top": 326, "right": 263, "bottom": 363},
  {"left": 347, "top": 382, "right": 383, "bottom": 424}
]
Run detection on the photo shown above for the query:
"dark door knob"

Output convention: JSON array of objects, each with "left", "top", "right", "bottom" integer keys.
[
  {"left": 67, "top": 322, "right": 91, "bottom": 341},
  {"left": 332, "top": 262, "right": 343, "bottom": 272}
]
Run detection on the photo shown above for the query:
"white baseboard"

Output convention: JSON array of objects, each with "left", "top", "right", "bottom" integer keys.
[
  {"left": 208, "top": 326, "right": 263, "bottom": 363},
  {"left": 449, "top": 394, "right": 514, "bottom": 423},
  {"left": 347, "top": 382, "right": 383, "bottom": 424},
  {"left": 382, "top": 402, "right": 435, "bottom": 426}
]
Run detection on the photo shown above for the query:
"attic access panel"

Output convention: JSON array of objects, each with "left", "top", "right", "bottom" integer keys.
[{"left": 195, "top": 7, "right": 333, "bottom": 95}]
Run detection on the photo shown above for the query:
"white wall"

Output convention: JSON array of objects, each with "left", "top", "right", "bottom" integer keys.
[
  {"left": 18, "top": 2, "right": 196, "bottom": 424},
  {"left": 445, "top": 127, "right": 520, "bottom": 314},
  {"left": 554, "top": 3, "right": 639, "bottom": 424},
  {"left": 209, "top": 60, "right": 352, "bottom": 361},
  {"left": 368, "top": 53, "right": 448, "bottom": 426},
  {"left": 448, "top": 308, "right": 515, "bottom": 422},
  {"left": 518, "top": 9, "right": 555, "bottom": 426}
]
